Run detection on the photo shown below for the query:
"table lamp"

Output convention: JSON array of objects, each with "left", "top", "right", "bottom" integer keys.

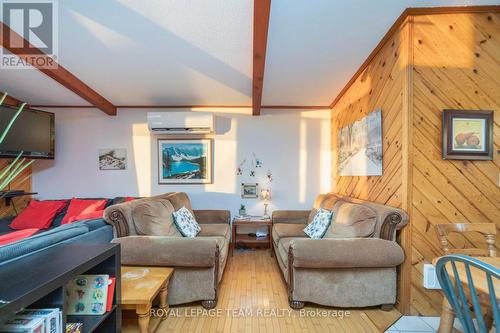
[{"left": 260, "top": 189, "right": 271, "bottom": 218}]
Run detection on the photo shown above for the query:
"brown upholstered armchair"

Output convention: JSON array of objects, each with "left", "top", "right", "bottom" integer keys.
[
  {"left": 104, "top": 192, "right": 230, "bottom": 309},
  {"left": 271, "top": 193, "right": 408, "bottom": 310}
]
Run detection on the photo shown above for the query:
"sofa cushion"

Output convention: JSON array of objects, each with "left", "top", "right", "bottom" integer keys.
[
  {"left": 198, "top": 224, "right": 230, "bottom": 240},
  {"left": 272, "top": 224, "right": 306, "bottom": 245},
  {"left": 166, "top": 192, "right": 194, "bottom": 214},
  {"left": 132, "top": 199, "right": 181, "bottom": 237},
  {"left": 173, "top": 207, "right": 201, "bottom": 238},
  {"left": 304, "top": 209, "right": 333, "bottom": 239},
  {"left": 10, "top": 200, "right": 68, "bottom": 230},
  {"left": 324, "top": 201, "right": 377, "bottom": 238},
  {"left": 61, "top": 198, "right": 108, "bottom": 225}
]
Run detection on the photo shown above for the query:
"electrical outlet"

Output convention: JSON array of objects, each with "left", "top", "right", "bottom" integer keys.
[{"left": 423, "top": 264, "right": 441, "bottom": 289}]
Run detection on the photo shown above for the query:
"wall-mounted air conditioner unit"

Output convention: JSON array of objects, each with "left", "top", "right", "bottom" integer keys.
[{"left": 147, "top": 112, "right": 214, "bottom": 135}]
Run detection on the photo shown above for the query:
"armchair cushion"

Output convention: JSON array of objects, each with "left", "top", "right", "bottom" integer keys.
[
  {"left": 132, "top": 199, "right": 180, "bottom": 237},
  {"left": 193, "top": 210, "right": 230, "bottom": 224},
  {"left": 272, "top": 210, "right": 310, "bottom": 224},
  {"left": 166, "top": 192, "right": 194, "bottom": 214},
  {"left": 272, "top": 224, "right": 306, "bottom": 245},
  {"left": 112, "top": 236, "right": 219, "bottom": 267},
  {"left": 324, "top": 201, "right": 376, "bottom": 238},
  {"left": 290, "top": 238, "right": 404, "bottom": 268},
  {"left": 304, "top": 209, "right": 333, "bottom": 239},
  {"left": 173, "top": 207, "right": 201, "bottom": 238},
  {"left": 198, "top": 224, "right": 230, "bottom": 239}
]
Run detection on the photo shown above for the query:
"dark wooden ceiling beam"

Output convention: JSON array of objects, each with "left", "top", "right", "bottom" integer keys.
[
  {"left": 252, "top": 0, "right": 271, "bottom": 116},
  {"left": 0, "top": 22, "right": 116, "bottom": 115},
  {"left": 0, "top": 91, "right": 23, "bottom": 107}
]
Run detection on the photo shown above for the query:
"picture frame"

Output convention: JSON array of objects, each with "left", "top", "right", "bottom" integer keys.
[
  {"left": 442, "top": 110, "right": 493, "bottom": 160},
  {"left": 158, "top": 139, "right": 213, "bottom": 184},
  {"left": 241, "top": 183, "right": 259, "bottom": 198},
  {"left": 98, "top": 149, "right": 127, "bottom": 170}
]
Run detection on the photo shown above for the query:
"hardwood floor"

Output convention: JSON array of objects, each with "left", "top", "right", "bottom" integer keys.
[{"left": 122, "top": 249, "right": 402, "bottom": 333}]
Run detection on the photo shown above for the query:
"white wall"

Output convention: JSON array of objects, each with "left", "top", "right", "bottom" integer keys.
[{"left": 32, "top": 108, "right": 331, "bottom": 216}]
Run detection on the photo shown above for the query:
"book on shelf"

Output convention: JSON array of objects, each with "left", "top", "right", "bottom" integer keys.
[
  {"left": 65, "top": 274, "right": 109, "bottom": 315},
  {"left": 106, "top": 276, "right": 116, "bottom": 312},
  {"left": 65, "top": 323, "right": 83, "bottom": 333},
  {"left": 0, "top": 316, "right": 45, "bottom": 333},
  {"left": 16, "top": 308, "right": 61, "bottom": 333},
  {"left": 0, "top": 308, "right": 63, "bottom": 333}
]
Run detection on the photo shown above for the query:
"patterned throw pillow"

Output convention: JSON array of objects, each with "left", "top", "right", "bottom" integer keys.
[
  {"left": 173, "top": 207, "right": 201, "bottom": 238},
  {"left": 303, "top": 208, "right": 333, "bottom": 239}
]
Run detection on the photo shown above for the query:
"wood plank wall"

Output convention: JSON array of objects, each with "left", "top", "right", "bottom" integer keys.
[
  {"left": 331, "top": 20, "right": 411, "bottom": 312},
  {"left": 0, "top": 160, "right": 31, "bottom": 217},
  {"left": 410, "top": 12, "right": 500, "bottom": 315},
  {"left": 331, "top": 10, "right": 500, "bottom": 315}
]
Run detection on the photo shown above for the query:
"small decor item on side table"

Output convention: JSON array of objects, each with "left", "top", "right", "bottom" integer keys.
[
  {"left": 260, "top": 189, "right": 271, "bottom": 219},
  {"left": 241, "top": 183, "right": 258, "bottom": 198},
  {"left": 238, "top": 204, "right": 247, "bottom": 216},
  {"left": 442, "top": 109, "right": 493, "bottom": 160}
]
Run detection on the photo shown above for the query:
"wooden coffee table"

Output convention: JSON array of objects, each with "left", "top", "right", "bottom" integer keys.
[
  {"left": 121, "top": 266, "right": 174, "bottom": 333},
  {"left": 232, "top": 217, "right": 273, "bottom": 256}
]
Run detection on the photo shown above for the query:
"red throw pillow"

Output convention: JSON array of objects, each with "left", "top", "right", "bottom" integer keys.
[
  {"left": 66, "top": 210, "right": 104, "bottom": 223},
  {"left": 9, "top": 200, "right": 68, "bottom": 230},
  {"left": 0, "top": 228, "right": 40, "bottom": 246},
  {"left": 61, "top": 199, "right": 108, "bottom": 225},
  {"left": 124, "top": 197, "right": 136, "bottom": 202}
]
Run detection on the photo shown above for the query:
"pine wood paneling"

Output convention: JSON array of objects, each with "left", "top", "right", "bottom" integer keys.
[
  {"left": 0, "top": 159, "right": 31, "bottom": 217},
  {"left": 410, "top": 12, "right": 500, "bottom": 315},
  {"left": 331, "top": 20, "right": 411, "bottom": 313},
  {"left": 331, "top": 10, "right": 500, "bottom": 315}
]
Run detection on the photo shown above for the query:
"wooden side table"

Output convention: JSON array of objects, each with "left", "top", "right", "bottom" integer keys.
[
  {"left": 121, "top": 266, "right": 174, "bottom": 333},
  {"left": 232, "top": 217, "right": 273, "bottom": 256}
]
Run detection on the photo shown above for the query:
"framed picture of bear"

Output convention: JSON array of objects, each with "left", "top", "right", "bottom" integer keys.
[{"left": 442, "top": 109, "right": 493, "bottom": 160}]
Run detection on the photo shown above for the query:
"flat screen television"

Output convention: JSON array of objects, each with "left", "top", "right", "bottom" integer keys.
[{"left": 0, "top": 105, "right": 55, "bottom": 159}]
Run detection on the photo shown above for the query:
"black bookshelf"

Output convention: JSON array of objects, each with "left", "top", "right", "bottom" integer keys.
[{"left": 0, "top": 243, "right": 121, "bottom": 333}]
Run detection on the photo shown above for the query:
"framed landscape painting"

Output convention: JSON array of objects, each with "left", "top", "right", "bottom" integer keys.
[
  {"left": 337, "top": 109, "right": 383, "bottom": 176},
  {"left": 442, "top": 109, "right": 493, "bottom": 160},
  {"left": 158, "top": 139, "right": 213, "bottom": 184}
]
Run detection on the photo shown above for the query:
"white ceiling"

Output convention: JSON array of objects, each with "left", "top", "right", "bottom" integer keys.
[{"left": 0, "top": 0, "right": 499, "bottom": 107}]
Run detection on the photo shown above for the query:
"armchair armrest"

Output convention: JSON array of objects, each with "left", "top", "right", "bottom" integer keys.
[
  {"left": 112, "top": 236, "right": 219, "bottom": 267},
  {"left": 193, "top": 210, "right": 230, "bottom": 224},
  {"left": 272, "top": 210, "right": 310, "bottom": 224},
  {"left": 104, "top": 203, "right": 136, "bottom": 237},
  {"left": 289, "top": 238, "right": 404, "bottom": 269}
]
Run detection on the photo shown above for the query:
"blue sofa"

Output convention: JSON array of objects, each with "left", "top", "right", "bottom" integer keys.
[{"left": 0, "top": 218, "right": 113, "bottom": 265}]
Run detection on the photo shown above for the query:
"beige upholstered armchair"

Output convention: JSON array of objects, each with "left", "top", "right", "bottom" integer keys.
[
  {"left": 104, "top": 192, "right": 230, "bottom": 309},
  {"left": 272, "top": 193, "right": 408, "bottom": 310}
]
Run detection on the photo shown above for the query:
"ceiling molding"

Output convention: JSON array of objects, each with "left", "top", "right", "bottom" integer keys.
[
  {"left": 29, "top": 104, "right": 330, "bottom": 110},
  {"left": 0, "top": 21, "right": 117, "bottom": 115},
  {"left": 252, "top": 0, "right": 271, "bottom": 116},
  {"left": 329, "top": 5, "right": 500, "bottom": 109}
]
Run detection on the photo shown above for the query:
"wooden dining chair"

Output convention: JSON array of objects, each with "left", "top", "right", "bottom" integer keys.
[
  {"left": 435, "top": 223, "right": 497, "bottom": 258},
  {"left": 436, "top": 254, "right": 500, "bottom": 333},
  {"left": 434, "top": 223, "right": 498, "bottom": 333}
]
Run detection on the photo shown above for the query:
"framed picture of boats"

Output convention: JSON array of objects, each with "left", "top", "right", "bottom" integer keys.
[{"left": 158, "top": 139, "right": 213, "bottom": 184}]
